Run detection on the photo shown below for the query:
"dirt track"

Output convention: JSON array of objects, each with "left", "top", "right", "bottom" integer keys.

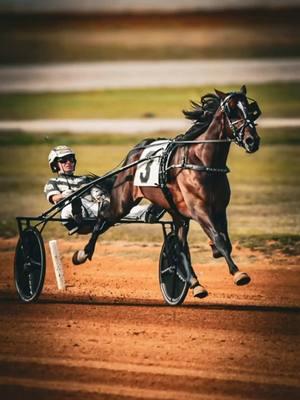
[{"left": 0, "top": 238, "right": 299, "bottom": 400}]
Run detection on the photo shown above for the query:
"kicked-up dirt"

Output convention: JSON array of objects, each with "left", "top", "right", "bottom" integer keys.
[{"left": 0, "top": 237, "right": 299, "bottom": 400}]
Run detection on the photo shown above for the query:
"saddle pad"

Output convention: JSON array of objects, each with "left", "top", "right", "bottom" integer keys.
[{"left": 134, "top": 140, "right": 169, "bottom": 187}]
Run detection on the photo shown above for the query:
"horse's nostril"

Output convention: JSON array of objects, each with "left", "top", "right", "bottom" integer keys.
[{"left": 245, "top": 137, "right": 254, "bottom": 146}]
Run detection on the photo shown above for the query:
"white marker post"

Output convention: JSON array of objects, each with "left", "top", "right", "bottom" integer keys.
[{"left": 49, "top": 240, "right": 65, "bottom": 290}]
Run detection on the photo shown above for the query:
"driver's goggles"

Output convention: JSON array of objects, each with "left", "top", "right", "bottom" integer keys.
[{"left": 57, "top": 155, "right": 75, "bottom": 163}]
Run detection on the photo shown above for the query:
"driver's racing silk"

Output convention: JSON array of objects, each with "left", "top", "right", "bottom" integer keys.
[{"left": 44, "top": 174, "right": 91, "bottom": 203}]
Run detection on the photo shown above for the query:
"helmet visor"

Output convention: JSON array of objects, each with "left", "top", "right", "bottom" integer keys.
[{"left": 57, "top": 155, "right": 76, "bottom": 164}]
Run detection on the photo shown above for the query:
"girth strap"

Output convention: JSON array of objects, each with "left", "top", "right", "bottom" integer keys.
[{"left": 159, "top": 142, "right": 182, "bottom": 216}]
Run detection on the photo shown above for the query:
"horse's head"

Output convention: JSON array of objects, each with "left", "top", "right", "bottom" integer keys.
[{"left": 215, "top": 85, "right": 261, "bottom": 153}]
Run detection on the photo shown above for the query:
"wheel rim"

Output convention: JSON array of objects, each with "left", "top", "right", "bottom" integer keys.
[
  {"left": 14, "top": 228, "right": 46, "bottom": 302},
  {"left": 159, "top": 233, "right": 189, "bottom": 305}
]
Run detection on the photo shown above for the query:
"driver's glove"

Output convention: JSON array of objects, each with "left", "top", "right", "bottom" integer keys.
[{"left": 91, "top": 187, "right": 104, "bottom": 202}]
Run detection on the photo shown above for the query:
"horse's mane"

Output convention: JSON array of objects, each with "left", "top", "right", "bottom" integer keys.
[{"left": 178, "top": 93, "right": 221, "bottom": 140}]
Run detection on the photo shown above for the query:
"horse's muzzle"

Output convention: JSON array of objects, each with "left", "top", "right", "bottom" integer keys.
[{"left": 244, "top": 136, "right": 260, "bottom": 153}]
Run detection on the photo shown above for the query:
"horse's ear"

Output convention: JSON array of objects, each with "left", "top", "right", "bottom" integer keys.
[
  {"left": 240, "top": 85, "right": 247, "bottom": 95},
  {"left": 214, "top": 89, "right": 226, "bottom": 99}
]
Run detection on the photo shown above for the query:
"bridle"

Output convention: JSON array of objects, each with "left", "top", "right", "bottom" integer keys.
[{"left": 220, "top": 93, "right": 260, "bottom": 148}]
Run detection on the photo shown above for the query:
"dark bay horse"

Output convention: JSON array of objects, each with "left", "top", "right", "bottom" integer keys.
[{"left": 73, "top": 85, "right": 261, "bottom": 299}]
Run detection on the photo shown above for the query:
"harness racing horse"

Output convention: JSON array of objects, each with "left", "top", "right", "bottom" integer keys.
[{"left": 73, "top": 85, "right": 261, "bottom": 299}]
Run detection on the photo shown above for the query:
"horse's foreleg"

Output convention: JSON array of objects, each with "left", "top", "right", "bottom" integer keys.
[
  {"left": 213, "top": 231, "right": 250, "bottom": 285},
  {"left": 210, "top": 212, "right": 232, "bottom": 258},
  {"left": 72, "top": 219, "right": 111, "bottom": 265},
  {"left": 197, "top": 212, "right": 250, "bottom": 286}
]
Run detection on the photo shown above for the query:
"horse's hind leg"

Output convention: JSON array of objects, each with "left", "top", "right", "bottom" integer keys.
[
  {"left": 72, "top": 218, "right": 111, "bottom": 265},
  {"left": 176, "top": 219, "right": 208, "bottom": 298}
]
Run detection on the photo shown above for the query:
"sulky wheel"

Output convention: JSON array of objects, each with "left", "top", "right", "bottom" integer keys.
[
  {"left": 14, "top": 227, "right": 46, "bottom": 303},
  {"left": 159, "top": 232, "right": 190, "bottom": 306}
]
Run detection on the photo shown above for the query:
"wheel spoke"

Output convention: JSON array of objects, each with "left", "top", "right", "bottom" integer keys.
[
  {"left": 24, "top": 259, "right": 41, "bottom": 275},
  {"left": 28, "top": 274, "right": 34, "bottom": 296},
  {"left": 170, "top": 271, "right": 177, "bottom": 300},
  {"left": 161, "top": 266, "right": 175, "bottom": 275},
  {"left": 29, "top": 259, "right": 42, "bottom": 268},
  {"left": 176, "top": 270, "right": 186, "bottom": 282}
]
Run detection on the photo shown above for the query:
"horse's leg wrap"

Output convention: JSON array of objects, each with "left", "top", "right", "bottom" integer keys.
[
  {"left": 183, "top": 244, "right": 208, "bottom": 299},
  {"left": 190, "top": 277, "right": 209, "bottom": 299},
  {"left": 175, "top": 222, "right": 209, "bottom": 299},
  {"left": 233, "top": 271, "right": 251, "bottom": 286},
  {"left": 72, "top": 250, "right": 89, "bottom": 265}
]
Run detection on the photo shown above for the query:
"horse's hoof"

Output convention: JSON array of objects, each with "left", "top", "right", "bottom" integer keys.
[
  {"left": 234, "top": 271, "right": 251, "bottom": 286},
  {"left": 193, "top": 285, "right": 209, "bottom": 299},
  {"left": 72, "top": 250, "right": 88, "bottom": 265}
]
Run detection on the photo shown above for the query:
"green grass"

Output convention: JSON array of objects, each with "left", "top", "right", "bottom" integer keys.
[
  {"left": 1, "top": 128, "right": 300, "bottom": 147},
  {"left": 0, "top": 131, "right": 155, "bottom": 147},
  {"left": 236, "top": 235, "right": 300, "bottom": 256},
  {"left": 0, "top": 83, "right": 299, "bottom": 120}
]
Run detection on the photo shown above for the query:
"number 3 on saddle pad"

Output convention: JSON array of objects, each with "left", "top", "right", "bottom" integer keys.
[{"left": 134, "top": 140, "right": 169, "bottom": 187}]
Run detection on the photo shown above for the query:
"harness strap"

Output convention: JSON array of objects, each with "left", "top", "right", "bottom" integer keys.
[
  {"left": 159, "top": 142, "right": 183, "bottom": 216},
  {"left": 166, "top": 143, "right": 230, "bottom": 174},
  {"left": 166, "top": 163, "right": 230, "bottom": 174}
]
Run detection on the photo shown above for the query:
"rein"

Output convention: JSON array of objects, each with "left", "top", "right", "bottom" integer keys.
[
  {"left": 173, "top": 139, "right": 233, "bottom": 145},
  {"left": 132, "top": 138, "right": 233, "bottom": 152}
]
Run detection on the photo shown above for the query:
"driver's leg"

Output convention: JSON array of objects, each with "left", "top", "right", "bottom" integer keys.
[{"left": 61, "top": 203, "right": 80, "bottom": 234}]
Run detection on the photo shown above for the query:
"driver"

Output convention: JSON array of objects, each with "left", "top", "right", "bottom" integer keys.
[
  {"left": 44, "top": 145, "right": 166, "bottom": 235},
  {"left": 44, "top": 145, "right": 110, "bottom": 234}
]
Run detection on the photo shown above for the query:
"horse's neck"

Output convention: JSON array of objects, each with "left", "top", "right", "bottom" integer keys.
[{"left": 195, "top": 110, "right": 230, "bottom": 168}]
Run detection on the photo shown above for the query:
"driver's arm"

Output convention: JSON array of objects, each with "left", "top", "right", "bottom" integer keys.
[{"left": 51, "top": 189, "right": 74, "bottom": 204}]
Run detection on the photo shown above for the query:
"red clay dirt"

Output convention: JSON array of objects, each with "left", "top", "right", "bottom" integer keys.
[{"left": 0, "top": 237, "right": 299, "bottom": 400}]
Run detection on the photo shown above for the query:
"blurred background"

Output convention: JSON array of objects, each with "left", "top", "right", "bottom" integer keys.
[
  {"left": 0, "top": 0, "right": 299, "bottom": 254},
  {"left": 1, "top": 0, "right": 300, "bottom": 63}
]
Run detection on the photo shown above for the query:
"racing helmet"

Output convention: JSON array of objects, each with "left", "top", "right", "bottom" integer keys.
[{"left": 48, "top": 145, "right": 76, "bottom": 172}]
